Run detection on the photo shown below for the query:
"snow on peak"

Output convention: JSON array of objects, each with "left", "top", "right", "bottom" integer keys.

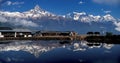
[
  {"left": 71, "top": 12, "right": 116, "bottom": 22},
  {"left": 34, "top": 5, "right": 41, "bottom": 11},
  {"left": 22, "top": 5, "right": 56, "bottom": 19},
  {"left": 26, "top": 5, "right": 45, "bottom": 14},
  {"left": 0, "top": 5, "right": 56, "bottom": 19},
  {"left": 73, "top": 12, "right": 86, "bottom": 21},
  {"left": 103, "top": 14, "right": 116, "bottom": 21},
  {"left": 0, "top": 6, "right": 117, "bottom": 23}
]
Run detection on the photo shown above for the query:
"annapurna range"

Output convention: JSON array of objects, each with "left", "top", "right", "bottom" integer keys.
[{"left": 0, "top": 5, "right": 120, "bottom": 34}]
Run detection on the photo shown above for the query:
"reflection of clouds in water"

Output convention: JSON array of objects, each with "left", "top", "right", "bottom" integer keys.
[
  {"left": 74, "top": 43, "right": 79, "bottom": 48},
  {"left": 73, "top": 43, "right": 86, "bottom": 51},
  {"left": 104, "top": 50, "right": 111, "bottom": 53},
  {"left": 88, "top": 44, "right": 102, "bottom": 49},
  {"left": 0, "top": 57, "right": 14, "bottom": 63},
  {"left": 103, "top": 44, "right": 113, "bottom": 54},
  {"left": 78, "top": 59, "right": 84, "bottom": 62},
  {"left": 0, "top": 41, "right": 114, "bottom": 57},
  {"left": 103, "top": 44, "right": 114, "bottom": 49},
  {"left": 0, "top": 41, "right": 62, "bottom": 57},
  {"left": 5, "top": 57, "right": 24, "bottom": 62},
  {"left": 6, "top": 57, "right": 11, "bottom": 62}
]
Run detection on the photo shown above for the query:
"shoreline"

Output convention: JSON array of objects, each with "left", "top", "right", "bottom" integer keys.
[
  {"left": 0, "top": 36, "right": 74, "bottom": 41},
  {"left": 0, "top": 35, "right": 120, "bottom": 44}
]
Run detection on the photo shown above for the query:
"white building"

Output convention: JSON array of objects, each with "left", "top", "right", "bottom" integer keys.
[{"left": 0, "top": 27, "right": 32, "bottom": 38}]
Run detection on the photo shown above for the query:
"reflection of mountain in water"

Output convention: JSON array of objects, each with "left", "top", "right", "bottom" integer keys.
[
  {"left": 0, "top": 41, "right": 114, "bottom": 57},
  {"left": 0, "top": 41, "right": 62, "bottom": 57}
]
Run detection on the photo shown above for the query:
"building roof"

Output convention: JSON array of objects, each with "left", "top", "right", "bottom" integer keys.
[
  {"left": 0, "top": 30, "right": 15, "bottom": 32},
  {"left": 36, "top": 30, "right": 74, "bottom": 33},
  {"left": 0, "top": 27, "right": 12, "bottom": 30},
  {"left": 0, "top": 30, "right": 32, "bottom": 32},
  {"left": 0, "top": 27, "right": 32, "bottom": 32}
]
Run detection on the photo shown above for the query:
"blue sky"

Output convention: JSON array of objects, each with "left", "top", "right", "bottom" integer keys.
[{"left": 0, "top": 0, "right": 120, "bottom": 18}]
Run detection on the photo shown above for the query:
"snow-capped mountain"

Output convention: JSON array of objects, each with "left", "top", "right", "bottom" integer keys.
[
  {"left": 0, "top": 5, "right": 65, "bottom": 28},
  {"left": 0, "top": 5, "right": 58, "bottom": 19},
  {"left": 0, "top": 5, "right": 120, "bottom": 34},
  {"left": 0, "top": 5, "right": 117, "bottom": 22},
  {"left": 22, "top": 5, "right": 59, "bottom": 20},
  {"left": 67, "top": 12, "right": 116, "bottom": 22}
]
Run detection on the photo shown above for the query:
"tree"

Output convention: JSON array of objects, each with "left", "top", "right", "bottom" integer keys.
[{"left": 106, "top": 32, "right": 113, "bottom": 36}]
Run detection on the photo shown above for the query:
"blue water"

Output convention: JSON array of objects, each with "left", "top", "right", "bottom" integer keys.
[{"left": 0, "top": 40, "right": 120, "bottom": 63}]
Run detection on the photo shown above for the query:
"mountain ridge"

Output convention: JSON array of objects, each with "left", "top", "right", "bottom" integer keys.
[
  {"left": 0, "top": 5, "right": 117, "bottom": 22},
  {"left": 0, "top": 5, "right": 120, "bottom": 34}
]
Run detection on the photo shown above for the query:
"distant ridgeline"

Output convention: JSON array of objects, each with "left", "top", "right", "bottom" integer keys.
[{"left": 0, "top": 27, "right": 12, "bottom": 30}]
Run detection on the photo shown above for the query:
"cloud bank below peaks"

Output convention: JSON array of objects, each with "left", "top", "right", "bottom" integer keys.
[
  {"left": 114, "top": 20, "right": 120, "bottom": 32},
  {"left": 0, "top": 15, "right": 38, "bottom": 27}
]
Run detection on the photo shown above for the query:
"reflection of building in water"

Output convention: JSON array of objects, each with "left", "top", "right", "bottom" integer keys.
[
  {"left": 103, "top": 44, "right": 114, "bottom": 49},
  {"left": 86, "top": 43, "right": 102, "bottom": 48},
  {"left": 0, "top": 27, "right": 32, "bottom": 38}
]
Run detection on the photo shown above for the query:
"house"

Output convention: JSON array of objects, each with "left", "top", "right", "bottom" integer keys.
[
  {"left": 87, "top": 32, "right": 100, "bottom": 36},
  {"left": 0, "top": 31, "right": 15, "bottom": 37},
  {"left": 0, "top": 27, "right": 32, "bottom": 38},
  {"left": 15, "top": 32, "right": 32, "bottom": 37},
  {"left": 34, "top": 31, "right": 77, "bottom": 37},
  {"left": 0, "top": 27, "right": 12, "bottom": 30},
  {"left": 0, "top": 27, "right": 14, "bottom": 38},
  {"left": 87, "top": 32, "right": 94, "bottom": 36}
]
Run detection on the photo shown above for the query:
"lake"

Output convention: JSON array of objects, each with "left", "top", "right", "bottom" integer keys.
[{"left": 0, "top": 40, "right": 120, "bottom": 63}]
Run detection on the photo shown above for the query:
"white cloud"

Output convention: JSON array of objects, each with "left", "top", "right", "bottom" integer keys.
[
  {"left": 0, "top": 0, "right": 2, "bottom": 2},
  {"left": 6, "top": 1, "right": 12, "bottom": 5},
  {"left": 12, "top": 2, "right": 24, "bottom": 5},
  {"left": 79, "top": 1, "right": 84, "bottom": 4},
  {"left": 104, "top": 11, "right": 111, "bottom": 14},
  {"left": 13, "top": 18, "right": 38, "bottom": 27},
  {"left": 93, "top": 0, "right": 120, "bottom": 5},
  {"left": 0, "top": 15, "right": 38, "bottom": 27},
  {"left": 101, "top": 9, "right": 111, "bottom": 14},
  {"left": 6, "top": 1, "right": 24, "bottom": 6},
  {"left": 114, "top": 21, "right": 120, "bottom": 31},
  {"left": 0, "top": 15, "right": 8, "bottom": 22}
]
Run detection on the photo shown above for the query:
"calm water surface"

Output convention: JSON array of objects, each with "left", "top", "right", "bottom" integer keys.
[{"left": 0, "top": 40, "right": 120, "bottom": 63}]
